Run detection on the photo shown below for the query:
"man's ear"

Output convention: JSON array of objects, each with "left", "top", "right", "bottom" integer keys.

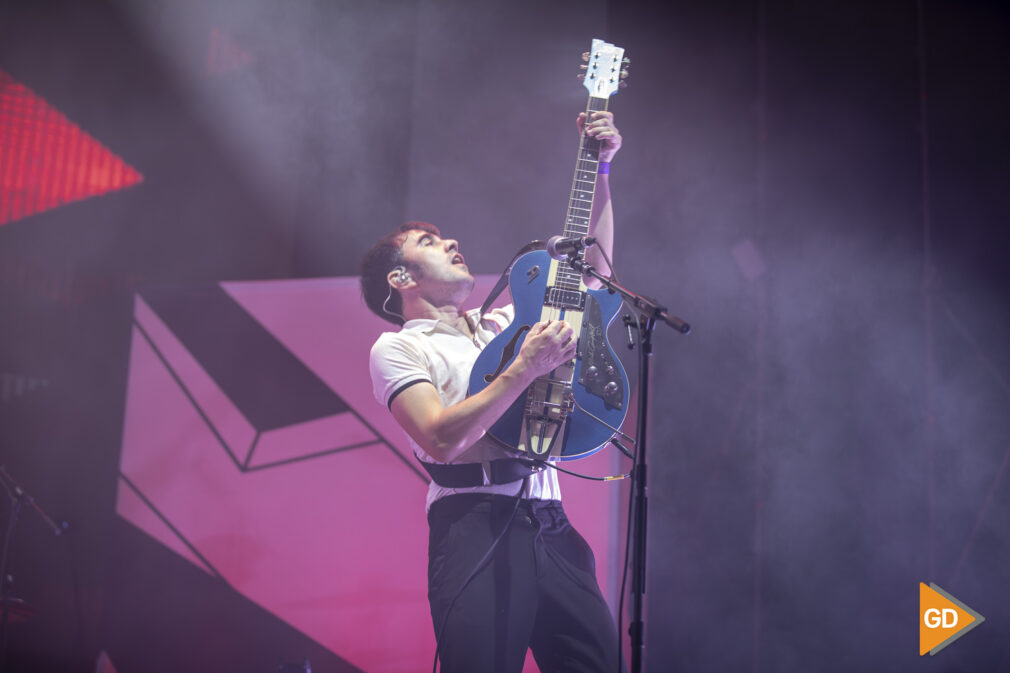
[{"left": 388, "top": 266, "right": 412, "bottom": 289}]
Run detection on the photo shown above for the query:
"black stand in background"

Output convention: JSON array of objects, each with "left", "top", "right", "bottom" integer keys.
[
  {"left": 567, "top": 256, "right": 690, "bottom": 673},
  {"left": 0, "top": 466, "right": 66, "bottom": 673}
]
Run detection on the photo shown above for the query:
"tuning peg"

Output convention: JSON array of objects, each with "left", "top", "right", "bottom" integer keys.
[
  {"left": 622, "top": 56, "right": 631, "bottom": 65},
  {"left": 582, "top": 51, "right": 590, "bottom": 62},
  {"left": 577, "top": 74, "right": 585, "bottom": 81},
  {"left": 580, "top": 64, "right": 588, "bottom": 70},
  {"left": 619, "top": 81, "right": 628, "bottom": 89},
  {"left": 620, "top": 69, "right": 629, "bottom": 79}
]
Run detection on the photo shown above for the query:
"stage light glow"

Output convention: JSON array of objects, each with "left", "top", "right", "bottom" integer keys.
[{"left": 207, "top": 27, "right": 253, "bottom": 75}]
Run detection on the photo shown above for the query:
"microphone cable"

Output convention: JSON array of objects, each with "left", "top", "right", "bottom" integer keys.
[{"left": 544, "top": 456, "right": 631, "bottom": 482}]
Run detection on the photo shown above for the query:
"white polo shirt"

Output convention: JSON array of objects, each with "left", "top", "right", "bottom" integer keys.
[{"left": 369, "top": 305, "right": 561, "bottom": 511}]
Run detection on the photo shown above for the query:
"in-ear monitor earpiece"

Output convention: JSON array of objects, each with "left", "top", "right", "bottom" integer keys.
[{"left": 382, "top": 266, "right": 409, "bottom": 322}]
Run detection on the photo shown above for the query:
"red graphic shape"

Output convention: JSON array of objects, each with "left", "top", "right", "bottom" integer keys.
[
  {"left": 0, "top": 69, "right": 143, "bottom": 226},
  {"left": 119, "top": 277, "right": 623, "bottom": 673},
  {"left": 208, "top": 28, "right": 253, "bottom": 75}
]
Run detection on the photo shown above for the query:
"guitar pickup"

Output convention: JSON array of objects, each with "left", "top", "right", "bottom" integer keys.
[{"left": 543, "top": 286, "right": 586, "bottom": 310}]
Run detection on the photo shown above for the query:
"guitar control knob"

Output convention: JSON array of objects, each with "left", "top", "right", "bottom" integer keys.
[
  {"left": 604, "top": 381, "right": 619, "bottom": 397},
  {"left": 586, "top": 365, "right": 599, "bottom": 380}
]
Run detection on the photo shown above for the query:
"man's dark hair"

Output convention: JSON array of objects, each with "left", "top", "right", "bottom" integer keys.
[{"left": 360, "top": 221, "right": 440, "bottom": 326}]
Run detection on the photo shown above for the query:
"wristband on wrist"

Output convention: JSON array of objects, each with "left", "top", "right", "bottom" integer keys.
[{"left": 597, "top": 161, "right": 611, "bottom": 175}]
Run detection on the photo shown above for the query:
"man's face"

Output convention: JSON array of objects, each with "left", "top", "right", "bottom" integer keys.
[{"left": 397, "top": 229, "right": 474, "bottom": 301}]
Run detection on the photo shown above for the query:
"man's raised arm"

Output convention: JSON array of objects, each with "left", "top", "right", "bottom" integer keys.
[{"left": 577, "top": 110, "right": 622, "bottom": 286}]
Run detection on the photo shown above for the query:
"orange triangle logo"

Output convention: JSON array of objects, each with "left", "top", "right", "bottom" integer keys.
[
  {"left": 919, "top": 582, "right": 985, "bottom": 655},
  {"left": 0, "top": 69, "right": 143, "bottom": 226}
]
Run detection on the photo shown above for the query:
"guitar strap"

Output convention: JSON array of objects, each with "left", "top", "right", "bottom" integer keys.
[
  {"left": 478, "top": 240, "right": 546, "bottom": 319},
  {"left": 419, "top": 457, "right": 546, "bottom": 489}
]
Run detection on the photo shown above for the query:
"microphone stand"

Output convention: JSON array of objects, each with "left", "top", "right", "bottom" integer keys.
[
  {"left": 566, "top": 256, "right": 690, "bottom": 673},
  {"left": 0, "top": 466, "right": 65, "bottom": 671}
]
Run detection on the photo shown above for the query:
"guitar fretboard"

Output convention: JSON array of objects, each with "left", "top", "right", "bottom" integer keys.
[{"left": 556, "top": 95, "right": 609, "bottom": 291}]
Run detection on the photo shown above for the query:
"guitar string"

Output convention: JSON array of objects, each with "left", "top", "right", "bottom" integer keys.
[{"left": 521, "top": 96, "right": 616, "bottom": 458}]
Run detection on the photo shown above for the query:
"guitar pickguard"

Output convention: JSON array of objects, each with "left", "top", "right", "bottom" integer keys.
[{"left": 577, "top": 294, "right": 624, "bottom": 409}]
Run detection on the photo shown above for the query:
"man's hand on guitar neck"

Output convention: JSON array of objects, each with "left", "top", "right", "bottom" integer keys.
[
  {"left": 576, "top": 111, "right": 620, "bottom": 285},
  {"left": 576, "top": 111, "right": 622, "bottom": 162}
]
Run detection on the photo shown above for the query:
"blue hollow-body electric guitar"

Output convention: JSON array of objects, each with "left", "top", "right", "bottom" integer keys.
[{"left": 469, "top": 39, "right": 630, "bottom": 460}]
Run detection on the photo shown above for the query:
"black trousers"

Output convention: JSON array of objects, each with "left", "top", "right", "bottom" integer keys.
[{"left": 427, "top": 494, "right": 622, "bottom": 673}]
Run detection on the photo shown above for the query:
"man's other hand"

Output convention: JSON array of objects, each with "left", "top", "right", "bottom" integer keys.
[{"left": 576, "top": 111, "right": 622, "bottom": 163}]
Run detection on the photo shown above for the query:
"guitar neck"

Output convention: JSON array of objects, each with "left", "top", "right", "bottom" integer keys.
[{"left": 558, "top": 95, "right": 609, "bottom": 286}]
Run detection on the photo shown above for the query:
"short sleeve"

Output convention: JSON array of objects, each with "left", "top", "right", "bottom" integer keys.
[
  {"left": 369, "top": 332, "right": 432, "bottom": 409},
  {"left": 481, "top": 303, "right": 515, "bottom": 334}
]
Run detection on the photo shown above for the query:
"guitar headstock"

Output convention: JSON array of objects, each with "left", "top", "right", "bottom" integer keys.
[{"left": 579, "top": 38, "right": 630, "bottom": 98}]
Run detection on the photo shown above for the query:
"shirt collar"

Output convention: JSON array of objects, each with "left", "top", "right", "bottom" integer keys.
[
  {"left": 400, "top": 308, "right": 483, "bottom": 336},
  {"left": 400, "top": 318, "right": 440, "bottom": 334}
]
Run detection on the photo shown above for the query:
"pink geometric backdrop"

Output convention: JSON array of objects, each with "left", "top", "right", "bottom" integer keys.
[{"left": 118, "top": 275, "right": 623, "bottom": 673}]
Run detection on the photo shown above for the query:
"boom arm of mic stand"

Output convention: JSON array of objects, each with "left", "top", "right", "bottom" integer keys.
[{"left": 567, "top": 257, "right": 692, "bottom": 334}]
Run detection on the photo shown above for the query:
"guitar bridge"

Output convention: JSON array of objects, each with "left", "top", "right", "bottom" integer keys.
[{"left": 521, "top": 378, "right": 574, "bottom": 457}]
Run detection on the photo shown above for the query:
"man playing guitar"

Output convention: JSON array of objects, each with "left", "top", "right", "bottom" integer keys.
[{"left": 361, "top": 109, "right": 623, "bottom": 672}]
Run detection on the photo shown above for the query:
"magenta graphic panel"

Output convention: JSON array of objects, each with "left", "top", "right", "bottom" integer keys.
[{"left": 118, "top": 276, "right": 622, "bottom": 672}]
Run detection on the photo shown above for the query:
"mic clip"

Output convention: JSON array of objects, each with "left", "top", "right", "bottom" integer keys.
[{"left": 546, "top": 235, "right": 597, "bottom": 260}]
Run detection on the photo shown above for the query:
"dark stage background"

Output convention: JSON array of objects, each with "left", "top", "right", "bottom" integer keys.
[{"left": 1, "top": 0, "right": 1009, "bottom": 671}]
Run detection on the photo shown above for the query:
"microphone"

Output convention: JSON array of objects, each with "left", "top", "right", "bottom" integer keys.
[{"left": 546, "top": 235, "right": 597, "bottom": 260}]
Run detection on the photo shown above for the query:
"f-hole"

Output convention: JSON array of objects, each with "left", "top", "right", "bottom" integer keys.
[{"left": 484, "top": 324, "right": 532, "bottom": 383}]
